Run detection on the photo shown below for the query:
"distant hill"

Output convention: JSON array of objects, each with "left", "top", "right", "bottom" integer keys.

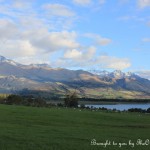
[{"left": 0, "top": 55, "right": 150, "bottom": 99}]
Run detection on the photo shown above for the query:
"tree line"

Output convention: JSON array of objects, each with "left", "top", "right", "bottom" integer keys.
[
  {"left": 0, "top": 92, "right": 79, "bottom": 108},
  {"left": 0, "top": 93, "right": 150, "bottom": 113}
]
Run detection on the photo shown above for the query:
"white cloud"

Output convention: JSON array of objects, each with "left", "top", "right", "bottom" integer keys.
[
  {"left": 64, "top": 49, "right": 82, "bottom": 59},
  {"left": 138, "top": 0, "right": 150, "bottom": 8},
  {"left": 0, "top": 18, "right": 36, "bottom": 58},
  {"left": 52, "top": 48, "right": 130, "bottom": 70},
  {"left": 0, "top": 40, "right": 36, "bottom": 58},
  {"left": 0, "top": 0, "right": 36, "bottom": 19},
  {"left": 52, "top": 45, "right": 97, "bottom": 68},
  {"left": 118, "top": 15, "right": 147, "bottom": 23},
  {"left": 73, "top": 0, "right": 91, "bottom": 6},
  {"left": 43, "top": 3, "right": 75, "bottom": 17},
  {"left": 64, "top": 46, "right": 96, "bottom": 61},
  {"left": 42, "top": 3, "right": 77, "bottom": 30},
  {"left": 53, "top": 55, "right": 131, "bottom": 70},
  {"left": 73, "top": 0, "right": 106, "bottom": 6},
  {"left": 96, "top": 55, "right": 131, "bottom": 70},
  {"left": 96, "top": 37, "right": 112, "bottom": 46},
  {"left": 12, "top": 0, "right": 32, "bottom": 10},
  {"left": 0, "top": 15, "right": 80, "bottom": 60},
  {"left": 15, "top": 55, "right": 51, "bottom": 65},
  {"left": 84, "top": 33, "right": 112, "bottom": 46},
  {"left": 118, "top": 16, "right": 136, "bottom": 21},
  {"left": 26, "top": 30, "right": 80, "bottom": 52},
  {"left": 84, "top": 46, "right": 96, "bottom": 59},
  {"left": 142, "top": 38, "right": 150, "bottom": 42},
  {"left": 118, "top": 0, "right": 129, "bottom": 5},
  {"left": 0, "top": 0, "right": 131, "bottom": 71},
  {"left": 98, "top": 0, "right": 106, "bottom": 5},
  {"left": 147, "top": 21, "right": 150, "bottom": 26},
  {"left": 0, "top": 1, "right": 76, "bottom": 30},
  {"left": 0, "top": 19, "right": 19, "bottom": 39},
  {"left": 0, "top": 0, "right": 80, "bottom": 63}
]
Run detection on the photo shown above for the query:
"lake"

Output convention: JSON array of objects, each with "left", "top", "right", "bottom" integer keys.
[{"left": 85, "top": 103, "right": 150, "bottom": 111}]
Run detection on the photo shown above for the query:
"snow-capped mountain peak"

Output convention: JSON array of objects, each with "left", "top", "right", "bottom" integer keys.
[
  {"left": 111, "top": 70, "right": 124, "bottom": 78},
  {"left": 29, "top": 63, "right": 51, "bottom": 68},
  {"left": 0, "top": 55, "right": 20, "bottom": 66},
  {"left": 0, "top": 56, "right": 7, "bottom": 62},
  {"left": 88, "top": 70, "right": 109, "bottom": 76},
  {"left": 88, "top": 69, "right": 136, "bottom": 79}
]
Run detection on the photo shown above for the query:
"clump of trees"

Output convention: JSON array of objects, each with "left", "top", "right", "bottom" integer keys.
[
  {"left": 0, "top": 94, "right": 47, "bottom": 107},
  {"left": 64, "top": 91, "right": 78, "bottom": 108},
  {"left": 128, "top": 108, "right": 150, "bottom": 113},
  {"left": 5, "top": 95, "right": 23, "bottom": 105},
  {"left": 0, "top": 93, "right": 79, "bottom": 108},
  {"left": 147, "top": 108, "right": 150, "bottom": 113}
]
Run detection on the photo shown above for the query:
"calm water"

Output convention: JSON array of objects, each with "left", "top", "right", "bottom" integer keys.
[{"left": 86, "top": 103, "right": 150, "bottom": 111}]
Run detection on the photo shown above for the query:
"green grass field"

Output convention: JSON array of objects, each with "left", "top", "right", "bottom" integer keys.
[{"left": 0, "top": 104, "right": 150, "bottom": 150}]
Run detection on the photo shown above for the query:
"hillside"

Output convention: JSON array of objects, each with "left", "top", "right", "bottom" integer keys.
[{"left": 0, "top": 56, "right": 150, "bottom": 99}]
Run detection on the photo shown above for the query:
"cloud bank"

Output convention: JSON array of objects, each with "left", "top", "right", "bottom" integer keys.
[{"left": 0, "top": 0, "right": 132, "bottom": 70}]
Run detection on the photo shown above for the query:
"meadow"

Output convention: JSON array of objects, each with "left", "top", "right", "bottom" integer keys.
[{"left": 0, "top": 104, "right": 149, "bottom": 150}]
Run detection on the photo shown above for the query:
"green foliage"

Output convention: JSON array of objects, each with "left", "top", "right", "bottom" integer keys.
[
  {"left": 22, "top": 96, "right": 46, "bottom": 107},
  {"left": 1, "top": 94, "right": 47, "bottom": 107},
  {"left": 147, "top": 108, "right": 150, "bottom": 113},
  {"left": 64, "top": 92, "right": 78, "bottom": 107},
  {"left": 5, "top": 94, "right": 23, "bottom": 105},
  {"left": 128, "top": 108, "right": 147, "bottom": 113},
  {"left": 0, "top": 94, "right": 9, "bottom": 102}
]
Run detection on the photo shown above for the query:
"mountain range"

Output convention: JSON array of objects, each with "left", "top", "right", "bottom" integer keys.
[
  {"left": 0, "top": 55, "right": 150, "bottom": 99},
  {"left": 135, "top": 71, "right": 150, "bottom": 80}
]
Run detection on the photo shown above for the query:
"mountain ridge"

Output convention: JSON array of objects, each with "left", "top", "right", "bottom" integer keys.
[{"left": 0, "top": 55, "right": 150, "bottom": 99}]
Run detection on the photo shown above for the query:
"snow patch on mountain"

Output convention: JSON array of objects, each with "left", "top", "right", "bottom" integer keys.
[{"left": 88, "top": 69, "right": 136, "bottom": 79}]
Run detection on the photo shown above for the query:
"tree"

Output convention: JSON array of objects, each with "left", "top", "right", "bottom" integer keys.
[
  {"left": 147, "top": 108, "right": 150, "bottom": 113},
  {"left": 5, "top": 95, "right": 23, "bottom": 105},
  {"left": 64, "top": 91, "right": 78, "bottom": 108}
]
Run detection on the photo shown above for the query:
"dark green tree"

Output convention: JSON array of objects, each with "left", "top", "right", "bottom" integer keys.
[
  {"left": 6, "top": 95, "right": 23, "bottom": 105},
  {"left": 64, "top": 91, "right": 78, "bottom": 108}
]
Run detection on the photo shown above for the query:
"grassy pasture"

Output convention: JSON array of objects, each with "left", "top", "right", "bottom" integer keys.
[{"left": 0, "top": 104, "right": 149, "bottom": 150}]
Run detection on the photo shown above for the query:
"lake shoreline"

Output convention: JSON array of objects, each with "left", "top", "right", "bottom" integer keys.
[
  {"left": 79, "top": 101, "right": 150, "bottom": 105},
  {"left": 46, "top": 100, "right": 150, "bottom": 105},
  {"left": 84, "top": 103, "right": 150, "bottom": 111}
]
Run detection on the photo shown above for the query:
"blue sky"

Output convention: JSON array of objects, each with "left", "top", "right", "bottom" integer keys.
[{"left": 0, "top": 0, "right": 150, "bottom": 71}]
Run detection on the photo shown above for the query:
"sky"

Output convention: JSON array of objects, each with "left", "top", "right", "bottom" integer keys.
[{"left": 0, "top": 0, "right": 150, "bottom": 71}]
